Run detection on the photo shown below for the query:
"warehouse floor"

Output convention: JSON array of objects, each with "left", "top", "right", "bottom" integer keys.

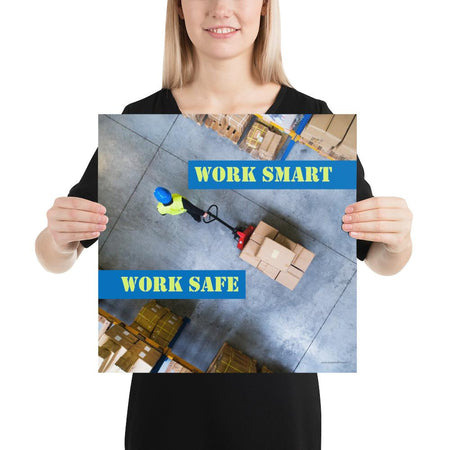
[{"left": 98, "top": 114, "right": 356, "bottom": 373}]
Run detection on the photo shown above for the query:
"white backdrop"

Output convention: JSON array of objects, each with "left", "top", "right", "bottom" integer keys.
[{"left": 1, "top": 1, "right": 449, "bottom": 449}]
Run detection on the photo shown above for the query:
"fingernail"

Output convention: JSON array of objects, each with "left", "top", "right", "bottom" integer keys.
[
  {"left": 343, "top": 224, "right": 352, "bottom": 231},
  {"left": 343, "top": 215, "right": 352, "bottom": 222},
  {"left": 345, "top": 206, "right": 353, "bottom": 214},
  {"left": 350, "top": 231, "right": 360, "bottom": 237}
]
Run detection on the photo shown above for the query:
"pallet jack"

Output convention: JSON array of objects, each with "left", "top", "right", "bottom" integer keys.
[{"left": 203, "top": 204, "right": 255, "bottom": 250}]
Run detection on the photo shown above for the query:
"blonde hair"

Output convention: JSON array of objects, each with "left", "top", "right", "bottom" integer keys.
[{"left": 162, "top": 0, "right": 291, "bottom": 89}]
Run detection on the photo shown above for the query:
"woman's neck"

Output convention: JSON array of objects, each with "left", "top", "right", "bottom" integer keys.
[
  {"left": 194, "top": 51, "right": 257, "bottom": 97},
  {"left": 172, "top": 49, "right": 281, "bottom": 113}
]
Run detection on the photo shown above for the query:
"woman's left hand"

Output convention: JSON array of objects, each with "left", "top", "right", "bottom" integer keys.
[{"left": 342, "top": 197, "right": 413, "bottom": 253}]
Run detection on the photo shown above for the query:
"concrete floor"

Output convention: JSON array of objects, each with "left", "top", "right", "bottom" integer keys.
[{"left": 98, "top": 114, "right": 357, "bottom": 373}]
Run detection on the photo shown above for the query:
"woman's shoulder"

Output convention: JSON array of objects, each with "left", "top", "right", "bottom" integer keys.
[
  {"left": 273, "top": 85, "right": 332, "bottom": 114},
  {"left": 122, "top": 89, "right": 180, "bottom": 114}
]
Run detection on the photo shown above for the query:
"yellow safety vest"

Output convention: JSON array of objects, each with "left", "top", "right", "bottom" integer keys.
[{"left": 157, "top": 193, "right": 187, "bottom": 215}]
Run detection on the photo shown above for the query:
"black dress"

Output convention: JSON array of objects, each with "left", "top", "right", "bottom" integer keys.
[{"left": 69, "top": 86, "right": 373, "bottom": 450}]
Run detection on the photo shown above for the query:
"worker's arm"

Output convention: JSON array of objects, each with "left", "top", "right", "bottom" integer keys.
[
  {"left": 35, "top": 197, "right": 108, "bottom": 274},
  {"left": 182, "top": 198, "right": 207, "bottom": 217},
  {"left": 343, "top": 197, "right": 413, "bottom": 275}
]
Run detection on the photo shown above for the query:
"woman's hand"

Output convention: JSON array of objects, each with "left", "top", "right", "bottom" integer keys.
[
  {"left": 342, "top": 197, "right": 412, "bottom": 252},
  {"left": 342, "top": 197, "right": 413, "bottom": 275},
  {"left": 46, "top": 197, "right": 108, "bottom": 252}
]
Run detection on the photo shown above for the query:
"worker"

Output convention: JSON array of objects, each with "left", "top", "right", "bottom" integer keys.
[{"left": 154, "top": 186, "right": 208, "bottom": 222}]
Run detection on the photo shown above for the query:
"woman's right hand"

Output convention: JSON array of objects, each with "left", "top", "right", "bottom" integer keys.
[{"left": 46, "top": 197, "right": 108, "bottom": 252}]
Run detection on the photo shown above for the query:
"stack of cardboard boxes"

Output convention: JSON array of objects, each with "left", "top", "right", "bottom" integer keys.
[
  {"left": 239, "top": 121, "right": 284, "bottom": 160},
  {"left": 258, "top": 130, "right": 282, "bottom": 160},
  {"left": 130, "top": 300, "right": 167, "bottom": 337},
  {"left": 98, "top": 323, "right": 163, "bottom": 373},
  {"left": 185, "top": 113, "right": 286, "bottom": 159},
  {"left": 98, "top": 301, "right": 185, "bottom": 373},
  {"left": 183, "top": 114, "right": 207, "bottom": 126},
  {"left": 240, "top": 221, "right": 315, "bottom": 290},
  {"left": 299, "top": 114, "right": 357, "bottom": 160},
  {"left": 150, "top": 311, "right": 183, "bottom": 347},
  {"left": 203, "top": 114, "right": 252, "bottom": 143},
  {"left": 129, "top": 300, "right": 183, "bottom": 347},
  {"left": 98, "top": 324, "right": 139, "bottom": 372},
  {"left": 207, "top": 342, "right": 257, "bottom": 373}
]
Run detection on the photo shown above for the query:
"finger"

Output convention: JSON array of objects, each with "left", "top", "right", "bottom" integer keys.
[
  {"left": 342, "top": 220, "right": 406, "bottom": 233},
  {"left": 49, "top": 208, "right": 109, "bottom": 224},
  {"left": 52, "top": 220, "right": 107, "bottom": 233},
  {"left": 342, "top": 208, "right": 408, "bottom": 224},
  {"left": 54, "top": 197, "right": 106, "bottom": 214},
  {"left": 345, "top": 197, "right": 407, "bottom": 213},
  {"left": 347, "top": 231, "right": 399, "bottom": 246},
  {"left": 51, "top": 230, "right": 101, "bottom": 246}
]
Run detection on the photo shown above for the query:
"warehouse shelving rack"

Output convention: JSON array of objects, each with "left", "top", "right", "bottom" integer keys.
[{"left": 99, "top": 308, "right": 203, "bottom": 373}]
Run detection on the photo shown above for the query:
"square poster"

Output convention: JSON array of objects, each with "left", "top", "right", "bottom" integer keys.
[{"left": 98, "top": 113, "right": 357, "bottom": 374}]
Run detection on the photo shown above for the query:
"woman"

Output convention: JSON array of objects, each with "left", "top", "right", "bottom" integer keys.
[{"left": 36, "top": 1, "right": 413, "bottom": 448}]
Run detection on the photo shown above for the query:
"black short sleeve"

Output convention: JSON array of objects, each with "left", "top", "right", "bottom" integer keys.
[
  {"left": 356, "top": 157, "right": 374, "bottom": 260},
  {"left": 67, "top": 149, "right": 98, "bottom": 248},
  {"left": 317, "top": 99, "right": 374, "bottom": 260}
]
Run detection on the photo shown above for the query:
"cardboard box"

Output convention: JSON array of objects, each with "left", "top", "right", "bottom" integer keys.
[
  {"left": 260, "top": 131, "right": 276, "bottom": 152},
  {"left": 256, "top": 237, "right": 295, "bottom": 271},
  {"left": 267, "top": 133, "right": 281, "bottom": 155},
  {"left": 105, "top": 325, "right": 138, "bottom": 350},
  {"left": 131, "top": 340, "right": 162, "bottom": 367},
  {"left": 129, "top": 321, "right": 151, "bottom": 338},
  {"left": 239, "top": 239, "right": 261, "bottom": 268},
  {"left": 115, "top": 340, "right": 162, "bottom": 372},
  {"left": 227, "top": 114, "right": 251, "bottom": 133},
  {"left": 134, "top": 301, "right": 169, "bottom": 333},
  {"left": 259, "top": 132, "right": 282, "bottom": 159},
  {"left": 333, "top": 116, "right": 356, "bottom": 160},
  {"left": 292, "top": 248, "right": 315, "bottom": 272},
  {"left": 184, "top": 114, "right": 206, "bottom": 126},
  {"left": 301, "top": 114, "right": 333, "bottom": 141},
  {"left": 257, "top": 260, "right": 280, "bottom": 280},
  {"left": 207, "top": 342, "right": 257, "bottom": 373},
  {"left": 165, "top": 359, "right": 193, "bottom": 374},
  {"left": 98, "top": 339, "right": 120, "bottom": 360},
  {"left": 322, "top": 115, "right": 355, "bottom": 147},
  {"left": 239, "top": 251, "right": 260, "bottom": 268},
  {"left": 293, "top": 243, "right": 304, "bottom": 257},
  {"left": 98, "top": 315, "right": 111, "bottom": 339},
  {"left": 114, "top": 351, "right": 142, "bottom": 373},
  {"left": 98, "top": 329, "right": 133, "bottom": 372},
  {"left": 245, "top": 122, "right": 268, "bottom": 149},
  {"left": 150, "top": 311, "right": 183, "bottom": 347},
  {"left": 275, "top": 233, "right": 297, "bottom": 252},
  {"left": 276, "top": 271, "right": 301, "bottom": 291},
  {"left": 287, "top": 264, "right": 304, "bottom": 279},
  {"left": 250, "top": 221, "right": 278, "bottom": 245}
]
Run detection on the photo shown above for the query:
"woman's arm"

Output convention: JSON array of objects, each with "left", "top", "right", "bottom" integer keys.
[
  {"left": 35, "top": 197, "right": 108, "bottom": 274},
  {"left": 343, "top": 197, "right": 413, "bottom": 275}
]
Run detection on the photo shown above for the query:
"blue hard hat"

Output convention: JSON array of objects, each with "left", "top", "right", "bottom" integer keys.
[{"left": 154, "top": 187, "right": 172, "bottom": 204}]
